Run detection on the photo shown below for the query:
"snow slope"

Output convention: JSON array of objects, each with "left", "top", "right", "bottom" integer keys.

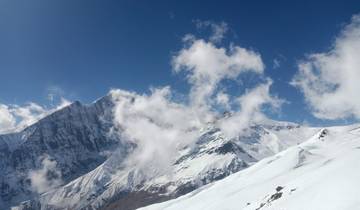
[{"left": 140, "top": 124, "right": 360, "bottom": 210}]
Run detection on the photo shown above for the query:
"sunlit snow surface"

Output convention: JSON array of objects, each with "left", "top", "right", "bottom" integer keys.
[{"left": 140, "top": 125, "right": 360, "bottom": 210}]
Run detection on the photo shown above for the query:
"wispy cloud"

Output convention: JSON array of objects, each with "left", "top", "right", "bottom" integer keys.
[
  {"left": 194, "top": 20, "right": 229, "bottom": 43},
  {"left": 272, "top": 54, "right": 286, "bottom": 69},
  {"left": 28, "top": 155, "right": 62, "bottom": 194},
  {"left": 47, "top": 85, "right": 66, "bottom": 103},
  {"left": 273, "top": 58, "right": 281, "bottom": 69},
  {"left": 292, "top": 14, "right": 360, "bottom": 120},
  {"left": 111, "top": 22, "right": 282, "bottom": 177},
  {"left": 218, "top": 79, "right": 284, "bottom": 138}
]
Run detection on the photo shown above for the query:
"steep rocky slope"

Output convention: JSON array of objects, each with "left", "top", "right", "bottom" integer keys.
[
  {"left": 1, "top": 94, "right": 320, "bottom": 210},
  {"left": 14, "top": 119, "right": 317, "bottom": 210},
  {"left": 0, "top": 96, "right": 121, "bottom": 209}
]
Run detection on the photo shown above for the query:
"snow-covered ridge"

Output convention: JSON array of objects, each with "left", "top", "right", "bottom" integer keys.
[
  {"left": 14, "top": 118, "right": 318, "bottom": 210},
  {"left": 0, "top": 96, "right": 120, "bottom": 209},
  {"left": 1, "top": 92, "right": 326, "bottom": 210},
  {"left": 140, "top": 124, "right": 360, "bottom": 210}
]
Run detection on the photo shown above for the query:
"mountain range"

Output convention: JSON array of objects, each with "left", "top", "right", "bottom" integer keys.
[{"left": 0, "top": 94, "right": 355, "bottom": 210}]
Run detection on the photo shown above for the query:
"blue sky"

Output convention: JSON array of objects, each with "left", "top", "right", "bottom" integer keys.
[{"left": 1, "top": 0, "right": 360, "bottom": 126}]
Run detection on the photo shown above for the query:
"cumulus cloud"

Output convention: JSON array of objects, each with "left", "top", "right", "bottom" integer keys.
[
  {"left": 172, "top": 37, "right": 264, "bottom": 111},
  {"left": 0, "top": 98, "right": 71, "bottom": 134},
  {"left": 111, "top": 24, "right": 281, "bottom": 176},
  {"left": 291, "top": 14, "right": 360, "bottom": 119},
  {"left": 28, "top": 155, "right": 62, "bottom": 194}
]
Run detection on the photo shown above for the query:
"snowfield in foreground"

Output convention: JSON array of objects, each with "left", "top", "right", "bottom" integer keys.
[{"left": 140, "top": 124, "right": 360, "bottom": 210}]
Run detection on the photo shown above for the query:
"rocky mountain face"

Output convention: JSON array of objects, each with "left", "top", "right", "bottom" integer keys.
[
  {"left": 15, "top": 123, "right": 316, "bottom": 210},
  {"left": 0, "top": 96, "right": 121, "bottom": 209},
  {"left": 1, "top": 96, "right": 319, "bottom": 210}
]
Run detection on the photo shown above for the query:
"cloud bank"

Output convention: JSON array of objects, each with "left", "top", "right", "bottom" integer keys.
[
  {"left": 292, "top": 15, "right": 360, "bottom": 120},
  {"left": 111, "top": 21, "right": 281, "bottom": 176}
]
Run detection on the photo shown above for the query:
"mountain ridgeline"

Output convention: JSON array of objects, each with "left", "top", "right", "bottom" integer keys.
[
  {"left": 0, "top": 95, "right": 319, "bottom": 210},
  {"left": 0, "top": 96, "right": 120, "bottom": 209}
]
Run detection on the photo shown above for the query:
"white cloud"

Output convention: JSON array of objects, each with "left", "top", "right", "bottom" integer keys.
[
  {"left": 111, "top": 25, "right": 281, "bottom": 177},
  {"left": 172, "top": 38, "right": 264, "bottom": 111},
  {"left": 0, "top": 104, "right": 16, "bottom": 134},
  {"left": 291, "top": 14, "right": 360, "bottom": 120},
  {"left": 216, "top": 92, "right": 231, "bottom": 110},
  {"left": 0, "top": 98, "right": 71, "bottom": 134},
  {"left": 28, "top": 155, "right": 62, "bottom": 194},
  {"left": 10, "top": 103, "right": 49, "bottom": 130},
  {"left": 218, "top": 80, "right": 284, "bottom": 138},
  {"left": 111, "top": 87, "right": 202, "bottom": 176},
  {"left": 111, "top": 81, "right": 280, "bottom": 177},
  {"left": 55, "top": 98, "right": 72, "bottom": 110}
]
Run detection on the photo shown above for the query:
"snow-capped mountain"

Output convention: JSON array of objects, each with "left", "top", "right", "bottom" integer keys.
[
  {"left": 11, "top": 109, "right": 318, "bottom": 209},
  {"left": 1, "top": 94, "right": 323, "bottom": 210},
  {"left": 0, "top": 96, "right": 121, "bottom": 209},
  {"left": 140, "top": 124, "right": 360, "bottom": 210}
]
